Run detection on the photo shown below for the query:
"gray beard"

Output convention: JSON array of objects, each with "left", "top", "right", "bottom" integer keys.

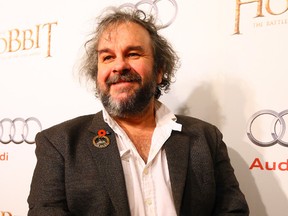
[{"left": 96, "top": 74, "right": 157, "bottom": 118}]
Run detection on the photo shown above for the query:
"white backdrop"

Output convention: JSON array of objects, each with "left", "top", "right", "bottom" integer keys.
[{"left": 1, "top": 0, "right": 288, "bottom": 215}]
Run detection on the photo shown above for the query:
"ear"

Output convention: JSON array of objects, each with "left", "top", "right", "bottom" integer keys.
[{"left": 157, "top": 69, "right": 163, "bottom": 84}]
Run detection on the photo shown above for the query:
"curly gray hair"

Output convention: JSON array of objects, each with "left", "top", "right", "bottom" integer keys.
[{"left": 80, "top": 6, "right": 179, "bottom": 99}]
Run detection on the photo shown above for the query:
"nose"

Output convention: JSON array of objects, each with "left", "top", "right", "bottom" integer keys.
[{"left": 112, "top": 57, "right": 131, "bottom": 74}]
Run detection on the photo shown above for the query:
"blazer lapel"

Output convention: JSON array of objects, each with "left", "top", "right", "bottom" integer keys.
[
  {"left": 88, "top": 112, "right": 130, "bottom": 215},
  {"left": 164, "top": 131, "right": 190, "bottom": 215}
]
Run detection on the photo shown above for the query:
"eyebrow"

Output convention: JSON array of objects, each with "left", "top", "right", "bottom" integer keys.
[
  {"left": 97, "top": 48, "right": 111, "bottom": 55},
  {"left": 97, "top": 46, "right": 145, "bottom": 55},
  {"left": 126, "top": 46, "right": 144, "bottom": 52}
]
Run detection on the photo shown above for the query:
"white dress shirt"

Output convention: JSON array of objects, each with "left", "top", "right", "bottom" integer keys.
[{"left": 103, "top": 101, "right": 182, "bottom": 216}]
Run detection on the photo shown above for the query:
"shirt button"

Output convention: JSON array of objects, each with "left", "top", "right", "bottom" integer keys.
[
  {"left": 143, "top": 167, "right": 149, "bottom": 175},
  {"left": 145, "top": 198, "right": 152, "bottom": 205}
]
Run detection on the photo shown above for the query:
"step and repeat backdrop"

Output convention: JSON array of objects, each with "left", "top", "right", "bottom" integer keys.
[{"left": 1, "top": 0, "right": 288, "bottom": 215}]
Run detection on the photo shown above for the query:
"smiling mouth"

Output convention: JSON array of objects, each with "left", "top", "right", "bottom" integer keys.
[
  {"left": 110, "top": 80, "right": 137, "bottom": 89},
  {"left": 107, "top": 77, "right": 141, "bottom": 87}
]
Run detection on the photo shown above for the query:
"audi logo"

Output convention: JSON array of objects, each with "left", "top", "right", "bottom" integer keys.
[
  {"left": 0, "top": 117, "right": 42, "bottom": 144},
  {"left": 247, "top": 110, "right": 288, "bottom": 147},
  {"left": 119, "top": 0, "right": 178, "bottom": 29}
]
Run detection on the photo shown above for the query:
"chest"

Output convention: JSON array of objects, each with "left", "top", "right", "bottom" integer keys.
[{"left": 128, "top": 131, "right": 153, "bottom": 162}]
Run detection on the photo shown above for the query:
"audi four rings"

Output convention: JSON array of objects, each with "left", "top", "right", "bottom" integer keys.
[
  {"left": 119, "top": 0, "right": 178, "bottom": 29},
  {"left": 247, "top": 110, "right": 288, "bottom": 147},
  {"left": 0, "top": 117, "right": 42, "bottom": 144}
]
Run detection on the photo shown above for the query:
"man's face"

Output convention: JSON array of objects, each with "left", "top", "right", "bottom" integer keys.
[{"left": 96, "top": 22, "right": 162, "bottom": 117}]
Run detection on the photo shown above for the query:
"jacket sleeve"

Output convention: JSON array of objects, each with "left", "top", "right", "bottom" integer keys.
[
  {"left": 211, "top": 126, "right": 249, "bottom": 216},
  {"left": 27, "top": 132, "right": 72, "bottom": 216}
]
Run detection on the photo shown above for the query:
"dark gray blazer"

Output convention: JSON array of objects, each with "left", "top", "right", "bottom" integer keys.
[{"left": 28, "top": 111, "right": 249, "bottom": 216}]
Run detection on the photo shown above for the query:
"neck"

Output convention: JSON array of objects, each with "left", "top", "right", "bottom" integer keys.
[{"left": 112, "top": 99, "right": 158, "bottom": 163}]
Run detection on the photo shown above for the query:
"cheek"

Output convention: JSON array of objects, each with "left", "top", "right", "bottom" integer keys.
[
  {"left": 97, "top": 64, "right": 110, "bottom": 84},
  {"left": 130, "top": 61, "right": 153, "bottom": 78}
]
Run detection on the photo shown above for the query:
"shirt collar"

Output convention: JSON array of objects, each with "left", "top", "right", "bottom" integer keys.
[
  {"left": 154, "top": 100, "right": 182, "bottom": 132},
  {"left": 102, "top": 100, "right": 182, "bottom": 132}
]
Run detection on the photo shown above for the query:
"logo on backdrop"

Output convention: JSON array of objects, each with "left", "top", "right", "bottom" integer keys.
[
  {"left": 234, "top": 0, "right": 288, "bottom": 34},
  {"left": 0, "top": 22, "right": 58, "bottom": 57},
  {"left": 119, "top": 0, "right": 178, "bottom": 29},
  {"left": 0, "top": 117, "right": 42, "bottom": 144},
  {"left": 247, "top": 109, "right": 288, "bottom": 147},
  {"left": 247, "top": 110, "right": 288, "bottom": 171}
]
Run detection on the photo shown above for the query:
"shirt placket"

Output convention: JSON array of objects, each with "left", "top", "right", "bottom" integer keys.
[{"left": 142, "top": 163, "right": 156, "bottom": 216}]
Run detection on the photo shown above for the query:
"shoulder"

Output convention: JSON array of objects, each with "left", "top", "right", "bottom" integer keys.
[
  {"left": 176, "top": 115, "right": 218, "bottom": 132},
  {"left": 45, "top": 114, "right": 95, "bottom": 132},
  {"left": 38, "top": 112, "right": 103, "bottom": 140},
  {"left": 176, "top": 114, "right": 223, "bottom": 144}
]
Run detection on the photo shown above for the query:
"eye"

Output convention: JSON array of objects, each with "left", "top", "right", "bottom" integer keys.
[
  {"left": 102, "top": 55, "right": 113, "bottom": 62},
  {"left": 128, "top": 52, "right": 140, "bottom": 58}
]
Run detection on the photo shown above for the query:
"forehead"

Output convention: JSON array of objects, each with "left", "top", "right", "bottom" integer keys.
[{"left": 97, "top": 21, "right": 152, "bottom": 49}]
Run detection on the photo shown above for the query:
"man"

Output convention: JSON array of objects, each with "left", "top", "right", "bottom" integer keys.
[{"left": 28, "top": 7, "right": 249, "bottom": 216}]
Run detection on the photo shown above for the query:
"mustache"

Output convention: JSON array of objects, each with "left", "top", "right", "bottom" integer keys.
[{"left": 106, "top": 72, "right": 142, "bottom": 86}]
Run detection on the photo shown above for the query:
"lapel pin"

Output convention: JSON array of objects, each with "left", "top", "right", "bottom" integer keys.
[{"left": 93, "top": 129, "right": 110, "bottom": 148}]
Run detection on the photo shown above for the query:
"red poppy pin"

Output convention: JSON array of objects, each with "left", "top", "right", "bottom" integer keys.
[{"left": 92, "top": 129, "right": 110, "bottom": 148}]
